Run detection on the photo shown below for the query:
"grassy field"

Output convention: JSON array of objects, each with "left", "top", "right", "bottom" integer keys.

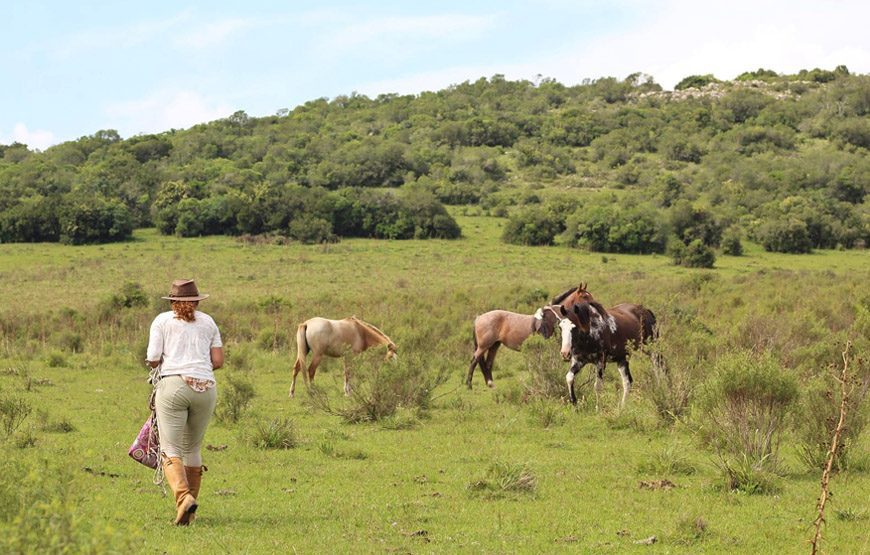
[{"left": 0, "top": 215, "right": 868, "bottom": 554}]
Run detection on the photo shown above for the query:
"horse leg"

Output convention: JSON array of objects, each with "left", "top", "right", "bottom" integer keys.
[
  {"left": 343, "top": 358, "right": 351, "bottom": 396},
  {"left": 307, "top": 353, "right": 323, "bottom": 384},
  {"left": 566, "top": 360, "right": 582, "bottom": 405},
  {"left": 467, "top": 347, "right": 486, "bottom": 389},
  {"left": 290, "top": 358, "right": 304, "bottom": 397},
  {"left": 617, "top": 360, "right": 633, "bottom": 409},
  {"left": 482, "top": 343, "right": 500, "bottom": 388},
  {"left": 594, "top": 360, "right": 605, "bottom": 412}
]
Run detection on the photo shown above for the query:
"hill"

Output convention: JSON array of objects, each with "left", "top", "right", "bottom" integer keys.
[{"left": 1, "top": 67, "right": 867, "bottom": 252}]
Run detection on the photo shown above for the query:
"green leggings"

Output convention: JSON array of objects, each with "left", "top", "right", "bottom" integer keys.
[{"left": 155, "top": 375, "right": 217, "bottom": 466}]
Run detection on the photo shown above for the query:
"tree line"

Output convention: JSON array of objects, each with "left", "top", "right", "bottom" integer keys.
[{"left": 1, "top": 67, "right": 866, "bottom": 250}]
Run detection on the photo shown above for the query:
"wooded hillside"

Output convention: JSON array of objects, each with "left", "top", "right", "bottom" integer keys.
[{"left": 1, "top": 67, "right": 867, "bottom": 251}]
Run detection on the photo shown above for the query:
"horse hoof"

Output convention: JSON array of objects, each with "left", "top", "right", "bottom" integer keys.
[{"left": 486, "top": 381, "right": 494, "bottom": 388}]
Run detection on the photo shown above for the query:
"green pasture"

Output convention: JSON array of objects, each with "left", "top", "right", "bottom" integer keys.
[{"left": 0, "top": 216, "right": 868, "bottom": 553}]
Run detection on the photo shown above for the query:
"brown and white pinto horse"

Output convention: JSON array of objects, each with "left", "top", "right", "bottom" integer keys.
[
  {"left": 467, "top": 283, "right": 595, "bottom": 389},
  {"left": 543, "top": 301, "right": 656, "bottom": 408},
  {"left": 291, "top": 316, "right": 397, "bottom": 397}
]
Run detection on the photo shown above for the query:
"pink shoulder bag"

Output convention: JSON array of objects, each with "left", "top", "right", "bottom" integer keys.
[{"left": 128, "top": 367, "right": 161, "bottom": 469}]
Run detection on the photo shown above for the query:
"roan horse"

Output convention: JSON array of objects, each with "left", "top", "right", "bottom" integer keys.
[
  {"left": 467, "top": 283, "right": 595, "bottom": 389},
  {"left": 291, "top": 316, "right": 397, "bottom": 397},
  {"left": 542, "top": 301, "right": 657, "bottom": 408}
]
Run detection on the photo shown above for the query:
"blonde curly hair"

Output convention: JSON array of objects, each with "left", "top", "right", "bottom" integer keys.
[{"left": 171, "top": 300, "right": 198, "bottom": 322}]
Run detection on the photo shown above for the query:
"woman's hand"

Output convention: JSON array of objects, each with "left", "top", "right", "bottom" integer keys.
[{"left": 211, "top": 347, "right": 224, "bottom": 370}]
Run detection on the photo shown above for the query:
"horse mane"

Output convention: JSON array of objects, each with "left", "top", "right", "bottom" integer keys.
[
  {"left": 352, "top": 317, "right": 394, "bottom": 346},
  {"left": 551, "top": 286, "right": 578, "bottom": 305},
  {"left": 588, "top": 300, "right": 608, "bottom": 317}
]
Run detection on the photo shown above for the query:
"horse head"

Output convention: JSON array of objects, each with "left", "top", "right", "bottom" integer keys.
[
  {"left": 551, "top": 283, "right": 595, "bottom": 309},
  {"left": 385, "top": 342, "right": 398, "bottom": 361}
]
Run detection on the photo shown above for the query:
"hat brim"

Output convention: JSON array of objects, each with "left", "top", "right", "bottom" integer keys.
[{"left": 161, "top": 294, "right": 210, "bottom": 301}]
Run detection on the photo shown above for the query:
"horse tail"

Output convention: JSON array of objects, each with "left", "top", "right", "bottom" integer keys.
[
  {"left": 641, "top": 307, "right": 668, "bottom": 375},
  {"left": 294, "top": 323, "right": 309, "bottom": 373}
]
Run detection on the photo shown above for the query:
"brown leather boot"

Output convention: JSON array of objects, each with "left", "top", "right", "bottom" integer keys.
[
  {"left": 184, "top": 465, "right": 206, "bottom": 524},
  {"left": 162, "top": 456, "right": 197, "bottom": 525}
]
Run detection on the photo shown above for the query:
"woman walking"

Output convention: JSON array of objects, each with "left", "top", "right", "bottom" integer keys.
[{"left": 146, "top": 279, "right": 224, "bottom": 525}]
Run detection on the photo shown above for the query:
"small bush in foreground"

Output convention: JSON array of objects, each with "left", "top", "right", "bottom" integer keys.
[
  {"left": 637, "top": 443, "right": 697, "bottom": 476},
  {"left": 0, "top": 392, "right": 32, "bottom": 438}
]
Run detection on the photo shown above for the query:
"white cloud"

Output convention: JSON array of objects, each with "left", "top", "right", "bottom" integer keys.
[
  {"left": 318, "top": 14, "right": 496, "bottom": 59},
  {"left": 350, "top": 0, "right": 870, "bottom": 94},
  {"left": 105, "top": 90, "right": 235, "bottom": 136},
  {"left": 53, "top": 11, "right": 193, "bottom": 59},
  {"left": 1, "top": 123, "right": 57, "bottom": 151},
  {"left": 173, "top": 18, "right": 257, "bottom": 49}
]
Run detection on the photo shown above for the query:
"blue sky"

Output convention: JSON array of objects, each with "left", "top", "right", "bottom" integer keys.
[{"left": 3, "top": 0, "right": 868, "bottom": 150}]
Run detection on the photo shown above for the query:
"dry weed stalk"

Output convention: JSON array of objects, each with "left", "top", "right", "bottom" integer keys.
[{"left": 809, "top": 341, "right": 852, "bottom": 555}]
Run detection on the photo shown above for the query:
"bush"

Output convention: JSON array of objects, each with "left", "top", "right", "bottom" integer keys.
[
  {"left": 502, "top": 207, "right": 564, "bottom": 245},
  {"left": 675, "top": 74, "right": 719, "bottom": 90},
  {"left": 215, "top": 373, "right": 256, "bottom": 425},
  {"left": 720, "top": 228, "right": 744, "bottom": 256},
  {"left": 697, "top": 351, "right": 798, "bottom": 487},
  {"left": 59, "top": 194, "right": 133, "bottom": 245},
  {"left": 288, "top": 215, "right": 336, "bottom": 244},
  {"left": 307, "top": 355, "right": 448, "bottom": 423},
  {"left": 757, "top": 218, "right": 813, "bottom": 253},
  {"left": 0, "top": 392, "right": 32, "bottom": 438},
  {"left": 795, "top": 369, "right": 869, "bottom": 472},
  {"left": 670, "top": 239, "right": 716, "bottom": 268},
  {"left": 107, "top": 281, "right": 149, "bottom": 309},
  {"left": 562, "top": 202, "right": 668, "bottom": 253},
  {"left": 0, "top": 458, "right": 134, "bottom": 552}
]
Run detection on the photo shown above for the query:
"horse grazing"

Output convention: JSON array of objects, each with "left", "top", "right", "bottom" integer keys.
[
  {"left": 467, "top": 307, "right": 559, "bottom": 389},
  {"left": 544, "top": 301, "right": 656, "bottom": 408},
  {"left": 291, "top": 316, "right": 397, "bottom": 397}
]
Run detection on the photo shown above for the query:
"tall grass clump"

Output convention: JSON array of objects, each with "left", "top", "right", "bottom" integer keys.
[
  {"left": 307, "top": 354, "right": 448, "bottom": 423},
  {"left": 468, "top": 461, "right": 537, "bottom": 498},
  {"left": 248, "top": 416, "right": 299, "bottom": 449},
  {"left": 697, "top": 351, "right": 798, "bottom": 493},
  {"left": 215, "top": 373, "right": 256, "bottom": 425}
]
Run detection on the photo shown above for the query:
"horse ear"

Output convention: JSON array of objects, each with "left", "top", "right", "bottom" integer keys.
[{"left": 559, "top": 305, "right": 567, "bottom": 316}]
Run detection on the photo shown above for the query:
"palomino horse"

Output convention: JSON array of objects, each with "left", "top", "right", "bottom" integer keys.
[
  {"left": 291, "top": 316, "right": 397, "bottom": 397},
  {"left": 542, "top": 301, "right": 656, "bottom": 408},
  {"left": 467, "top": 283, "right": 595, "bottom": 389}
]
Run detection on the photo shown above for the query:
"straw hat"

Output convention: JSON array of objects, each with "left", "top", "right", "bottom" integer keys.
[{"left": 161, "top": 279, "right": 210, "bottom": 301}]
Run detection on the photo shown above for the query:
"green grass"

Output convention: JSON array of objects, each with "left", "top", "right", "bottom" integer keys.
[{"left": 0, "top": 216, "right": 868, "bottom": 553}]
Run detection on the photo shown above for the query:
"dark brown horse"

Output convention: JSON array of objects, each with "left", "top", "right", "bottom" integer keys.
[
  {"left": 467, "top": 283, "right": 595, "bottom": 389},
  {"left": 544, "top": 301, "right": 657, "bottom": 408}
]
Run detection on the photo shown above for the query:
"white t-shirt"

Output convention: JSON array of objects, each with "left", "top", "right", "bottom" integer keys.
[{"left": 147, "top": 310, "right": 223, "bottom": 381}]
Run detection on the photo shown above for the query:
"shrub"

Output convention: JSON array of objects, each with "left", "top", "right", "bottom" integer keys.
[
  {"left": 0, "top": 392, "right": 32, "bottom": 438},
  {"left": 795, "top": 370, "right": 869, "bottom": 472},
  {"left": 215, "top": 373, "right": 256, "bottom": 425},
  {"left": 720, "top": 228, "right": 744, "bottom": 256},
  {"left": 288, "top": 214, "right": 336, "bottom": 244},
  {"left": 59, "top": 194, "right": 133, "bottom": 245},
  {"left": 248, "top": 417, "right": 299, "bottom": 449},
  {"left": 527, "top": 400, "right": 566, "bottom": 428},
  {"left": 697, "top": 351, "right": 798, "bottom": 486},
  {"left": 107, "top": 281, "right": 149, "bottom": 309},
  {"left": 757, "top": 218, "right": 813, "bottom": 253},
  {"left": 307, "top": 355, "right": 448, "bottom": 423},
  {"left": 0, "top": 458, "right": 134, "bottom": 552},
  {"left": 670, "top": 239, "right": 716, "bottom": 268},
  {"left": 636, "top": 443, "right": 697, "bottom": 476},
  {"left": 502, "top": 207, "right": 564, "bottom": 246},
  {"left": 675, "top": 74, "right": 719, "bottom": 90}
]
